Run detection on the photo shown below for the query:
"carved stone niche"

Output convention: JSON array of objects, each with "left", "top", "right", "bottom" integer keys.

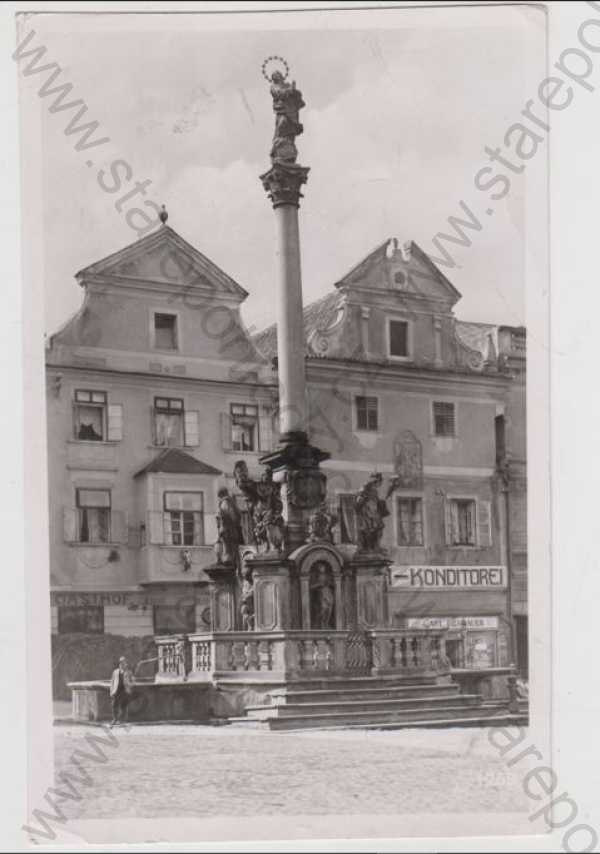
[
  {"left": 289, "top": 543, "right": 345, "bottom": 631},
  {"left": 393, "top": 429, "right": 423, "bottom": 490}
]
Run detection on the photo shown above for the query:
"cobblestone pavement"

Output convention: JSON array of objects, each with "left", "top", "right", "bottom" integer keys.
[{"left": 53, "top": 724, "right": 529, "bottom": 822}]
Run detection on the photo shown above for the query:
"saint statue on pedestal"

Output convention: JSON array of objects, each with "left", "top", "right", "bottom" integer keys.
[
  {"left": 355, "top": 472, "right": 401, "bottom": 553},
  {"left": 233, "top": 461, "right": 285, "bottom": 554},
  {"left": 309, "top": 562, "right": 336, "bottom": 630},
  {"left": 214, "top": 487, "right": 244, "bottom": 569}
]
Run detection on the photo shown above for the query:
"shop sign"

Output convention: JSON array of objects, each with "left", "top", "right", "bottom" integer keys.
[
  {"left": 406, "top": 616, "right": 499, "bottom": 630},
  {"left": 51, "top": 591, "right": 152, "bottom": 608},
  {"left": 390, "top": 565, "right": 507, "bottom": 590}
]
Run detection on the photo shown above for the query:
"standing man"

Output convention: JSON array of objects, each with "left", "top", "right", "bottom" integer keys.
[{"left": 109, "top": 656, "right": 134, "bottom": 726}]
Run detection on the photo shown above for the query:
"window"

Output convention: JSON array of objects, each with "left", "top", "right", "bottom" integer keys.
[
  {"left": 396, "top": 497, "right": 424, "bottom": 546},
  {"left": 433, "top": 401, "right": 456, "bottom": 436},
  {"left": 495, "top": 414, "right": 506, "bottom": 466},
  {"left": 74, "top": 390, "right": 106, "bottom": 441},
  {"left": 338, "top": 494, "right": 357, "bottom": 544},
  {"left": 154, "top": 397, "right": 184, "bottom": 446},
  {"left": 153, "top": 604, "right": 196, "bottom": 636},
  {"left": 58, "top": 605, "right": 104, "bottom": 634},
  {"left": 389, "top": 320, "right": 409, "bottom": 358},
  {"left": 449, "top": 499, "right": 476, "bottom": 546},
  {"left": 154, "top": 313, "right": 178, "bottom": 350},
  {"left": 394, "top": 271, "right": 406, "bottom": 287},
  {"left": 76, "top": 489, "right": 111, "bottom": 544},
  {"left": 355, "top": 396, "right": 378, "bottom": 431},
  {"left": 164, "top": 492, "right": 204, "bottom": 546},
  {"left": 231, "top": 404, "right": 258, "bottom": 452}
]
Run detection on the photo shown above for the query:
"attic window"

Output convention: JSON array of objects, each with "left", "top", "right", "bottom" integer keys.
[
  {"left": 388, "top": 319, "right": 409, "bottom": 358},
  {"left": 154, "top": 313, "right": 178, "bottom": 350},
  {"left": 394, "top": 271, "right": 406, "bottom": 286}
]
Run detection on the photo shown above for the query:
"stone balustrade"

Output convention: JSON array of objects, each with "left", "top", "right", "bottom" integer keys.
[{"left": 155, "top": 628, "right": 448, "bottom": 683}]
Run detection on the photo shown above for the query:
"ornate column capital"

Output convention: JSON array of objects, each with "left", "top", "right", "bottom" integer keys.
[{"left": 260, "top": 162, "right": 310, "bottom": 209}]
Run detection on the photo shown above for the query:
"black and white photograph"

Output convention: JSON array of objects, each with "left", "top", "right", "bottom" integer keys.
[{"left": 3, "top": 1, "right": 599, "bottom": 851}]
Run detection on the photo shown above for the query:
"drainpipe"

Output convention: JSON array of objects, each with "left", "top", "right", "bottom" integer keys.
[{"left": 499, "top": 460, "right": 517, "bottom": 671}]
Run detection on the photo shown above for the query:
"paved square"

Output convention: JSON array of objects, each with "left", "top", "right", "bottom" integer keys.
[{"left": 53, "top": 724, "right": 529, "bottom": 821}]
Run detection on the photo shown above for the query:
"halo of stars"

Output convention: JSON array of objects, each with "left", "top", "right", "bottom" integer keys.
[{"left": 261, "top": 55, "right": 289, "bottom": 82}]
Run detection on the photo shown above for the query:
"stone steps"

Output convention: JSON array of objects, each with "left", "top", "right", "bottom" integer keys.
[
  {"left": 269, "top": 683, "right": 461, "bottom": 704},
  {"left": 246, "top": 692, "right": 480, "bottom": 719},
  {"left": 244, "top": 702, "right": 513, "bottom": 731}
]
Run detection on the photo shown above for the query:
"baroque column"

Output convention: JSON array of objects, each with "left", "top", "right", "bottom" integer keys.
[{"left": 259, "top": 61, "right": 329, "bottom": 551}]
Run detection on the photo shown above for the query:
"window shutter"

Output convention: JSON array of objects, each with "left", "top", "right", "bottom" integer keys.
[
  {"left": 184, "top": 411, "right": 200, "bottom": 447},
  {"left": 128, "top": 524, "right": 141, "bottom": 548},
  {"left": 110, "top": 510, "right": 128, "bottom": 544},
  {"left": 107, "top": 404, "right": 123, "bottom": 441},
  {"left": 150, "top": 405, "right": 157, "bottom": 445},
  {"left": 477, "top": 500, "right": 492, "bottom": 547},
  {"left": 258, "top": 408, "right": 272, "bottom": 452},
  {"left": 444, "top": 500, "right": 456, "bottom": 546},
  {"left": 147, "top": 511, "right": 165, "bottom": 544},
  {"left": 63, "top": 507, "right": 79, "bottom": 543},
  {"left": 220, "top": 412, "right": 232, "bottom": 451},
  {"left": 271, "top": 411, "right": 281, "bottom": 448}
]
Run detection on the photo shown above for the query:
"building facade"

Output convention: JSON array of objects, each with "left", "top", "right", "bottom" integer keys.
[{"left": 46, "top": 224, "right": 527, "bottom": 686}]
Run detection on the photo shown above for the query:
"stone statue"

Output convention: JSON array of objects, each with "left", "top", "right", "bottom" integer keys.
[
  {"left": 215, "top": 487, "right": 244, "bottom": 568},
  {"left": 240, "top": 565, "right": 255, "bottom": 631},
  {"left": 306, "top": 502, "right": 338, "bottom": 543},
  {"left": 269, "top": 70, "right": 305, "bottom": 164},
  {"left": 309, "top": 562, "right": 335, "bottom": 629},
  {"left": 233, "top": 462, "right": 285, "bottom": 554},
  {"left": 355, "top": 472, "right": 401, "bottom": 553}
]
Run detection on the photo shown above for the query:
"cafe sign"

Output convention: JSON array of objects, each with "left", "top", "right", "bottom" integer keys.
[
  {"left": 406, "top": 616, "right": 499, "bottom": 630},
  {"left": 390, "top": 565, "right": 507, "bottom": 591}
]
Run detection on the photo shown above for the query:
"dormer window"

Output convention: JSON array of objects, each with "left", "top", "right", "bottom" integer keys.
[
  {"left": 388, "top": 319, "right": 409, "bottom": 359},
  {"left": 393, "top": 271, "right": 406, "bottom": 287},
  {"left": 154, "top": 313, "right": 178, "bottom": 350}
]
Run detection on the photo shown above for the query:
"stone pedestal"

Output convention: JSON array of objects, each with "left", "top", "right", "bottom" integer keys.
[
  {"left": 204, "top": 563, "right": 237, "bottom": 632},
  {"left": 247, "top": 553, "right": 294, "bottom": 631},
  {"left": 261, "top": 434, "right": 330, "bottom": 552},
  {"left": 351, "top": 553, "right": 391, "bottom": 630}
]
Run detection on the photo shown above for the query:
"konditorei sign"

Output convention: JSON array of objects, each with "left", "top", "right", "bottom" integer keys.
[{"left": 390, "top": 565, "right": 507, "bottom": 590}]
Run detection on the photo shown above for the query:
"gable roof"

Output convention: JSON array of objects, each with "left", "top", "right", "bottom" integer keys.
[
  {"left": 76, "top": 224, "right": 248, "bottom": 301},
  {"left": 134, "top": 448, "right": 222, "bottom": 478}
]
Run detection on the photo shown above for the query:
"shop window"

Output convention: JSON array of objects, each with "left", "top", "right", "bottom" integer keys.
[
  {"left": 154, "top": 397, "right": 184, "bottom": 446},
  {"left": 58, "top": 605, "right": 104, "bottom": 634},
  {"left": 396, "top": 497, "right": 424, "bottom": 546},
  {"left": 164, "top": 492, "right": 204, "bottom": 546},
  {"left": 338, "top": 493, "right": 357, "bottom": 544},
  {"left": 230, "top": 403, "right": 258, "bottom": 452},
  {"left": 433, "top": 401, "right": 456, "bottom": 436},
  {"left": 154, "top": 313, "right": 178, "bottom": 350},
  {"left": 76, "top": 488, "right": 111, "bottom": 544},
  {"left": 447, "top": 498, "right": 476, "bottom": 546},
  {"left": 388, "top": 319, "right": 409, "bottom": 358},
  {"left": 74, "top": 390, "right": 107, "bottom": 441},
  {"left": 355, "top": 395, "right": 378, "bottom": 431},
  {"left": 153, "top": 604, "right": 196, "bottom": 635}
]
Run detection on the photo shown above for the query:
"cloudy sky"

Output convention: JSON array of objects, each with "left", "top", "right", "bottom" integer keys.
[{"left": 24, "top": 5, "right": 546, "bottom": 336}]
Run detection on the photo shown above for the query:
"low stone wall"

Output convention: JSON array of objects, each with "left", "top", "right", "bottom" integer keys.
[
  {"left": 52, "top": 634, "right": 157, "bottom": 700},
  {"left": 69, "top": 680, "right": 212, "bottom": 722}
]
